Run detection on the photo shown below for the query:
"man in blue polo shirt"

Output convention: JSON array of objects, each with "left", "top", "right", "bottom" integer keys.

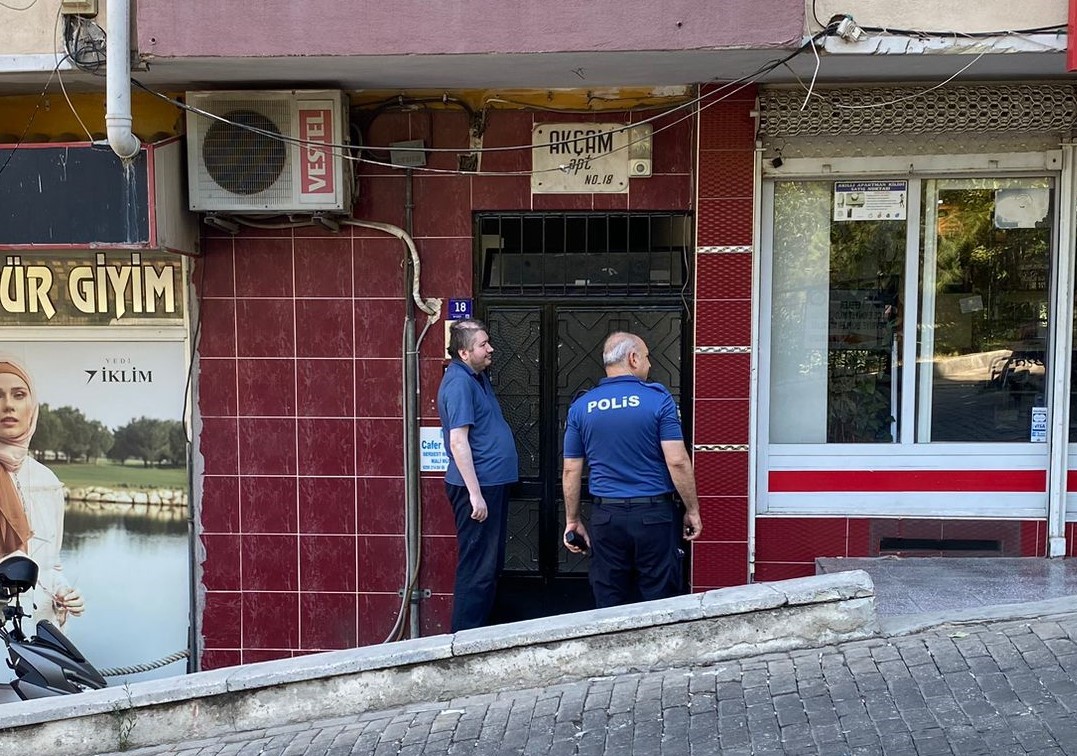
[
  {"left": 437, "top": 318, "right": 519, "bottom": 631},
  {"left": 562, "top": 331, "right": 702, "bottom": 608}
]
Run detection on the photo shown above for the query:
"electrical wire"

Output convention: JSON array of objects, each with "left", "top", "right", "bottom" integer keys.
[
  {"left": 180, "top": 257, "right": 207, "bottom": 446},
  {"left": 858, "top": 23, "right": 1066, "bottom": 39},
  {"left": 481, "top": 95, "right": 694, "bottom": 114},
  {"left": 800, "top": 33, "right": 821, "bottom": 111},
  {"left": 134, "top": 80, "right": 687, "bottom": 158},
  {"left": 0, "top": 0, "right": 39, "bottom": 10},
  {"left": 131, "top": 24, "right": 832, "bottom": 167},
  {"left": 53, "top": 2, "right": 94, "bottom": 142},
  {"left": 809, "top": 0, "right": 1065, "bottom": 37},
  {"left": 0, "top": 61, "right": 59, "bottom": 182},
  {"left": 130, "top": 30, "right": 824, "bottom": 184},
  {"left": 800, "top": 49, "right": 989, "bottom": 110},
  {"left": 343, "top": 219, "right": 441, "bottom": 315},
  {"left": 383, "top": 320, "right": 415, "bottom": 645},
  {"left": 64, "top": 14, "right": 107, "bottom": 74}
]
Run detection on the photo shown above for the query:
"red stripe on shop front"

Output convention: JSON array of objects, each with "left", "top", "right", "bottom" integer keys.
[
  {"left": 1067, "top": 471, "right": 1077, "bottom": 492},
  {"left": 1070, "top": 0, "right": 1077, "bottom": 71},
  {"left": 769, "top": 469, "right": 1045, "bottom": 493}
]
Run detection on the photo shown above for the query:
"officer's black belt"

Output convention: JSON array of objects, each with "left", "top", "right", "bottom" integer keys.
[{"left": 593, "top": 495, "right": 673, "bottom": 505}]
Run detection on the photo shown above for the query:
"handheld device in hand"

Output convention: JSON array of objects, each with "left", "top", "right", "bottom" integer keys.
[{"left": 565, "top": 530, "right": 588, "bottom": 553}]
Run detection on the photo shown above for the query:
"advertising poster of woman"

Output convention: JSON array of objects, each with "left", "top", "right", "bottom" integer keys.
[{"left": 0, "top": 337, "right": 190, "bottom": 685}]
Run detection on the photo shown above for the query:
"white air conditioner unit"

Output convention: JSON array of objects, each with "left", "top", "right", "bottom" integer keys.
[{"left": 186, "top": 90, "right": 352, "bottom": 214}]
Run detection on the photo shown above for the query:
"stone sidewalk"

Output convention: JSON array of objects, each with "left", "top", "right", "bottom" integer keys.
[
  {"left": 106, "top": 610, "right": 1077, "bottom": 756},
  {"left": 1, "top": 572, "right": 876, "bottom": 755}
]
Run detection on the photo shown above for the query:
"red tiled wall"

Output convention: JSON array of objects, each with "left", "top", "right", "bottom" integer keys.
[
  {"left": 753, "top": 517, "right": 1047, "bottom": 581},
  {"left": 196, "top": 108, "right": 695, "bottom": 667},
  {"left": 690, "top": 85, "right": 756, "bottom": 591},
  {"left": 687, "top": 86, "right": 1060, "bottom": 587}
]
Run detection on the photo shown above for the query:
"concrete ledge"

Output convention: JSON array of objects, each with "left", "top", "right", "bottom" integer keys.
[{"left": 0, "top": 571, "right": 877, "bottom": 755}]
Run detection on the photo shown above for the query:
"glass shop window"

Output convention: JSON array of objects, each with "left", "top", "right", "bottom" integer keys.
[{"left": 768, "top": 177, "right": 1053, "bottom": 445}]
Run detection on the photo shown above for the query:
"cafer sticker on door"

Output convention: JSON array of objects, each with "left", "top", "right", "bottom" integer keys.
[
  {"left": 834, "top": 181, "right": 908, "bottom": 222},
  {"left": 420, "top": 427, "right": 450, "bottom": 472}
]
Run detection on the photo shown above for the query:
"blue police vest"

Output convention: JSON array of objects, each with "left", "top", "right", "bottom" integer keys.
[{"left": 563, "top": 375, "right": 683, "bottom": 497}]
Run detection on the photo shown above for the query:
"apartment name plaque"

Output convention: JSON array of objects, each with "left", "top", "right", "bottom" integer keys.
[{"left": 532, "top": 124, "right": 629, "bottom": 194}]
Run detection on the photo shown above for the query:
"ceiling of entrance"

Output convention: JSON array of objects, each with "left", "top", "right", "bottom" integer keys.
[{"left": 1, "top": 47, "right": 1070, "bottom": 94}]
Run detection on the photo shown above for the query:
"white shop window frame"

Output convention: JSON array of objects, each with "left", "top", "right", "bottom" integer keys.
[{"left": 756, "top": 151, "right": 1066, "bottom": 521}]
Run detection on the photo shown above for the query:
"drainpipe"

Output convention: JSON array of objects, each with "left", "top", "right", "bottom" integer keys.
[
  {"left": 403, "top": 168, "right": 422, "bottom": 637},
  {"left": 341, "top": 217, "right": 439, "bottom": 642},
  {"left": 105, "top": 0, "right": 140, "bottom": 160}
]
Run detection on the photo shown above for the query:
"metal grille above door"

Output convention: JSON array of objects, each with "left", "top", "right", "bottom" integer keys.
[
  {"left": 758, "top": 84, "right": 1076, "bottom": 158},
  {"left": 478, "top": 213, "right": 692, "bottom": 297}
]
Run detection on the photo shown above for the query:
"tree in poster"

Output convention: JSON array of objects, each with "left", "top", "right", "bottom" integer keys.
[
  {"left": 166, "top": 422, "right": 187, "bottom": 467},
  {"left": 31, "top": 404, "right": 62, "bottom": 460},
  {"left": 109, "top": 417, "right": 184, "bottom": 467},
  {"left": 30, "top": 405, "right": 114, "bottom": 462}
]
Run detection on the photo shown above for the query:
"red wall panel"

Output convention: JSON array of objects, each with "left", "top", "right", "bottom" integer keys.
[
  {"left": 196, "top": 106, "right": 697, "bottom": 667},
  {"left": 691, "top": 541, "right": 749, "bottom": 587}
]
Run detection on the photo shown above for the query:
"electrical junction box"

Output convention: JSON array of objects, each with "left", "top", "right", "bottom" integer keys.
[
  {"left": 628, "top": 124, "right": 652, "bottom": 178},
  {"left": 390, "top": 139, "right": 427, "bottom": 168},
  {"left": 61, "top": 0, "right": 98, "bottom": 15}
]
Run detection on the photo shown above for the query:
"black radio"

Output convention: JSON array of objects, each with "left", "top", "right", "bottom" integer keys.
[{"left": 565, "top": 530, "right": 589, "bottom": 553}]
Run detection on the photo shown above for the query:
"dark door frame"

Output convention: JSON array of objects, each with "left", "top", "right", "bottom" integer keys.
[{"left": 482, "top": 301, "right": 692, "bottom": 594}]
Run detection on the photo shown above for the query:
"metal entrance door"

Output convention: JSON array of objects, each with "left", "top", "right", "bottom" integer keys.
[{"left": 485, "top": 305, "right": 684, "bottom": 621}]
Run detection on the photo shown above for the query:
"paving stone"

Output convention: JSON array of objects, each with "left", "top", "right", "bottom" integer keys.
[
  {"left": 90, "top": 611, "right": 1077, "bottom": 756},
  {"left": 716, "top": 680, "right": 744, "bottom": 701},
  {"left": 686, "top": 712, "right": 720, "bottom": 754}
]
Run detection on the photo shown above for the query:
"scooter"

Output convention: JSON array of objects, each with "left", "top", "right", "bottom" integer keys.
[{"left": 0, "top": 553, "right": 106, "bottom": 700}]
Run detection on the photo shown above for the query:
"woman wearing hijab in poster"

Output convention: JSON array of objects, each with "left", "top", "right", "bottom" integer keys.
[{"left": 0, "top": 357, "right": 84, "bottom": 627}]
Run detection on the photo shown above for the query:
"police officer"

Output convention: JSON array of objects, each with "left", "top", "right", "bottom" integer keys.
[
  {"left": 562, "top": 331, "right": 702, "bottom": 608},
  {"left": 437, "top": 319, "right": 519, "bottom": 631}
]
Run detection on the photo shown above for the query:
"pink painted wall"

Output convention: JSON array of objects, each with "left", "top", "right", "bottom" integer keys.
[{"left": 137, "top": 0, "right": 802, "bottom": 57}]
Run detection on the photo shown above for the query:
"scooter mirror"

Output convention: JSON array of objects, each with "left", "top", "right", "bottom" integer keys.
[{"left": 0, "top": 554, "right": 38, "bottom": 597}]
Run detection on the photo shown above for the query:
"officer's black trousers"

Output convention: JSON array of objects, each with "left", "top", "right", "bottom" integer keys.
[
  {"left": 446, "top": 482, "right": 509, "bottom": 632},
  {"left": 589, "top": 499, "right": 682, "bottom": 608}
]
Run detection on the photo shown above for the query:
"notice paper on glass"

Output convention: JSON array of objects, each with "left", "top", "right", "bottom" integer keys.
[
  {"left": 1031, "top": 406, "right": 1048, "bottom": 443},
  {"left": 834, "top": 181, "right": 908, "bottom": 222}
]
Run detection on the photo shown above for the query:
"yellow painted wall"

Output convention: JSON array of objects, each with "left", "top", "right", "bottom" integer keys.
[
  {"left": 349, "top": 87, "right": 692, "bottom": 112},
  {"left": 0, "top": 91, "right": 183, "bottom": 144},
  {"left": 1, "top": 86, "right": 691, "bottom": 144}
]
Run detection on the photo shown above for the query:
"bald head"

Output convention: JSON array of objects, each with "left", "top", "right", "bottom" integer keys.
[{"left": 602, "top": 332, "right": 650, "bottom": 379}]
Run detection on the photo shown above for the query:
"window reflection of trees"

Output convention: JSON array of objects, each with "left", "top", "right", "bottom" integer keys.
[
  {"left": 771, "top": 181, "right": 905, "bottom": 443},
  {"left": 928, "top": 184, "right": 1051, "bottom": 443},
  {"left": 933, "top": 189, "right": 1049, "bottom": 358},
  {"left": 827, "top": 220, "right": 904, "bottom": 443}
]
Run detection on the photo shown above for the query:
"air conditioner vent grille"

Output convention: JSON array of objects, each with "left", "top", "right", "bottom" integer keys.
[{"left": 202, "top": 109, "right": 289, "bottom": 197}]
